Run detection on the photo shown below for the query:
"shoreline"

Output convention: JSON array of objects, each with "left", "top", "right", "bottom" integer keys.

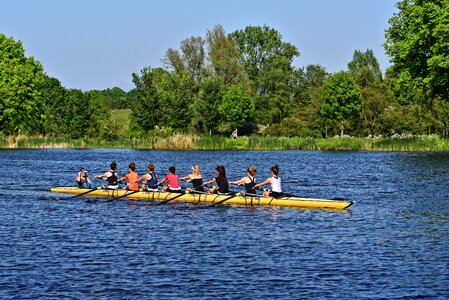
[{"left": 1, "top": 134, "right": 449, "bottom": 152}]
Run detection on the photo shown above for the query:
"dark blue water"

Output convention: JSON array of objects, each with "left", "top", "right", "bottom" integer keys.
[{"left": 0, "top": 149, "right": 448, "bottom": 299}]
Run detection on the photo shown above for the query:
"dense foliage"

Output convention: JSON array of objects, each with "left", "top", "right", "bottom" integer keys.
[{"left": 2, "top": 2, "right": 449, "bottom": 140}]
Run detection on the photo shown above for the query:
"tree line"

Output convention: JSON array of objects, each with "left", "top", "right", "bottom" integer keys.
[{"left": 2, "top": 1, "right": 449, "bottom": 139}]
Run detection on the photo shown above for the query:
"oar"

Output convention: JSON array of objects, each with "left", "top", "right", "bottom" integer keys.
[
  {"left": 200, "top": 192, "right": 239, "bottom": 208},
  {"left": 154, "top": 191, "right": 186, "bottom": 205},
  {"left": 70, "top": 187, "right": 100, "bottom": 198},
  {"left": 97, "top": 189, "right": 141, "bottom": 203}
]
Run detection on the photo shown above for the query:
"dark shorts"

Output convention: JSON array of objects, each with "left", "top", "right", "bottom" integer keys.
[
  {"left": 269, "top": 191, "right": 283, "bottom": 198},
  {"left": 166, "top": 187, "right": 182, "bottom": 193}
]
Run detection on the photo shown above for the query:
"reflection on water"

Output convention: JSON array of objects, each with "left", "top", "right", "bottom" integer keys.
[{"left": 0, "top": 149, "right": 448, "bottom": 299}]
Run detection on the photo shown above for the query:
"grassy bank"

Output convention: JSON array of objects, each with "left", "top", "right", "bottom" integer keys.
[{"left": 2, "top": 134, "right": 449, "bottom": 152}]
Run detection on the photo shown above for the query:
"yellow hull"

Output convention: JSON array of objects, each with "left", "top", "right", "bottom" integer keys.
[{"left": 50, "top": 187, "right": 353, "bottom": 210}]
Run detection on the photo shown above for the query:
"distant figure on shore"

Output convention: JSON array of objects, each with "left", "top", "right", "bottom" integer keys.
[{"left": 231, "top": 128, "right": 238, "bottom": 139}]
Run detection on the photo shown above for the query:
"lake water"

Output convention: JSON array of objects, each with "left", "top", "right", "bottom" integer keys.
[{"left": 0, "top": 149, "right": 448, "bottom": 299}]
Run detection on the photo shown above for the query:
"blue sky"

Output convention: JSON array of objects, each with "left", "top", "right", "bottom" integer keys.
[{"left": 1, "top": 0, "right": 398, "bottom": 91}]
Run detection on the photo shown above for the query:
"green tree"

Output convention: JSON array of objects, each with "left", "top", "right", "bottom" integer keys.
[
  {"left": 130, "top": 67, "right": 162, "bottom": 133},
  {"left": 64, "top": 89, "right": 109, "bottom": 138},
  {"left": 320, "top": 72, "right": 363, "bottom": 136},
  {"left": 163, "top": 48, "right": 185, "bottom": 73},
  {"left": 293, "top": 64, "right": 328, "bottom": 106},
  {"left": 348, "top": 49, "right": 382, "bottom": 88},
  {"left": 190, "top": 76, "right": 223, "bottom": 134},
  {"left": 359, "top": 87, "right": 387, "bottom": 135},
  {"left": 206, "top": 25, "right": 250, "bottom": 87},
  {"left": 161, "top": 70, "right": 195, "bottom": 130},
  {"left": 163, "top": 36, "right": 206, "bottom": 85},
  {"left": 41, "top": 76, "right": 69, "bottom": 135},
  {"left": 85, "top": 91, "right": 109, "bottom": 137},
  {"left": 130, "top": 67, "right": 195, "bottom": 133},
  {"left": 218, "top": 85, "right": 254, "bottom": 133},
  {"left": 0, "top": 33, "right": 46, "bottom": 135},
  {"left": 230, "top": 25, "right": 299, "bottom": 124},
  {"left": 101, "top": 87, "right": 128, "bottom": 109},
  {"left": 384, "top": 0, "right": 449, "bottom": 99}
]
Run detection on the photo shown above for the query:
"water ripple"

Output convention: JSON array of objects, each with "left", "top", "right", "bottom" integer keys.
[{"left": 0, "top": 150, "right": 448, "bottom": 298}]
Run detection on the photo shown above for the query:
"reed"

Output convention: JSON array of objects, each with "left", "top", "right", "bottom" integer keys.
[
  {"left": 369, "top": 135, "right": 449, "bottom": 152},
  {"left": 2, "top": 133, "right": 449, "bottom": 152}
]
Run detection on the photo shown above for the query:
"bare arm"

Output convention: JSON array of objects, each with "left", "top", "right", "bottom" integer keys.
[
  {"left": 136, "top": 173, "right": 150, "bottom": 183},
  {"left": 255, "top": 177, "right": 271, "bottom": 188},
  {"left": 230, "top": 177, "right": 247, "bottom": 185},
  {"left": 95, "top": 171, "right": 109, "bottom": 179},
  {"left": 179, "top": 174, "right": 192, "bottom": 181},
  {"left": 158, "top": 176, "right": 168, "bottom": 186},
  {"left": 203, "top": 177, "right": 217, "bottom": 186}
]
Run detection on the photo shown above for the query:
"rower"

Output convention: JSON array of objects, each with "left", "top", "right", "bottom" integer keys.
[
  {"left": 158, "top": 166, "right": 182, "bottom": 193},
  {"left": 230, "top": 165, "right": 256, "bottom": 194},
  {"left": 255, "top": 164, "right": 283, "bottom": 198},
  {"left": 95, "top": 162, "right": 119, "bottom": 189},
  {"left": 119, "top": 162, "right": 139, "bottom": 191},
  {"left": 180, "top": 164, "right": 204, "bottom": 192},
  {"left": 136, "top": 162, "right": 159, "bottom": 191},
  {"left": 203, "top": 165, "right": 229, "bottom": 194}
]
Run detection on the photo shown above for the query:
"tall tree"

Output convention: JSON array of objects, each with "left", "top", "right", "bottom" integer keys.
[
  {"left": 189, "top": 76, "right": 223, "bottom": 134},
  {"left": 163, "top": 48, "right": 185, "bottom": 73},
  {"left": 293, "top": 64, "right": 328, "bottom": 106},
  {"left": 218, "top": 85, "right": 255, "bottom": 133},
  {"left": 130, "top": 67, "right": 163, "bottom": 133},
  {"left": 348, "top": 49, "right": 382, "bottom": 87},
  {"left": 320, "top": 72, "right": 363, "bottom": 136},
  {"left": 230, "top": 25, "right": 299, "bottom": 86},
  {"left": 131, "top": 67, "right": 194, "bottom": 133},
  {"left": 180, "top": 36, "right": 206, "bottom": 83},
  {"left": 101, "top": 87, "right": 128, "bottom": 109},
  {"left": 41, "top": 76, "right": 69, "bottom": 135},
  {"left": 163, "top": 36, "right": 206, "bottom": 84},
  {"left": 384, "top": 0, "right": 449, "bottom": 99},
  {"left": 0, "top": 33, "right": 46, "bottom": 135},
  {"left": 230, "top": 25, "right": 299, "bottom": 124},
  {"left": 206, "top": 25, "right": 250, "bottom": 87}
]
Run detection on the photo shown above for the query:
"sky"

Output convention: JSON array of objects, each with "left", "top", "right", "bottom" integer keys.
[{"left": 1, "top": 0, "right": 398, "bottom": 91}]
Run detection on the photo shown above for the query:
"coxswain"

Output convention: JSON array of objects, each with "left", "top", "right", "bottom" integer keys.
[{"left": 76, "top": 167, "right": 94, "bottom": 189}]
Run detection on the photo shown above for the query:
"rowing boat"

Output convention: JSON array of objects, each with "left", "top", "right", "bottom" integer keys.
[{"left": 50, "top": 187, "right": 354, "bottom": 210}]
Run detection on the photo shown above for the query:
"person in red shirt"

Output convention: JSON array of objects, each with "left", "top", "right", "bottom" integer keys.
[
  {"left": 119, "top": 162, "right": 139, "bottom": 191},
  {"left": 158, "top": 166, "right": 181, "bottom": 192}
]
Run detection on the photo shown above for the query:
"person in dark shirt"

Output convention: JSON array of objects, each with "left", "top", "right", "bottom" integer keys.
[{"left": 203, "top": 165, "right": 229, "bottom": 194}]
